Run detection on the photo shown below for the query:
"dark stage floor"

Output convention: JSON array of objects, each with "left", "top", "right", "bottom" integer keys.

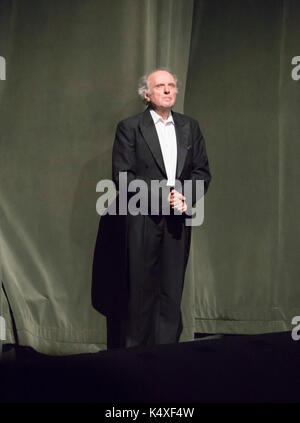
[{"left": 1, "top": 332, "right": 299, "bottom": 402}]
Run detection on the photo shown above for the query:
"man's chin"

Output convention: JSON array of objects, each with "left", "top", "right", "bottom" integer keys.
[
  {"left": 157, "top": 104, "right": 175, "bottom": 111},
  {"left": 163, "top": 100, "right": 174, "bottom": 106}
]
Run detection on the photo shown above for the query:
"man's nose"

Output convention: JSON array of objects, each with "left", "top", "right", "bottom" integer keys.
[{"left": 164, "top": 86, "right": 170, "bottom": 93}]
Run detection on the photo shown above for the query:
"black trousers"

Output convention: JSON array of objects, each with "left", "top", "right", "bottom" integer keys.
[{"left": 108, "top": 211, "right": 191, "bottom": 348}]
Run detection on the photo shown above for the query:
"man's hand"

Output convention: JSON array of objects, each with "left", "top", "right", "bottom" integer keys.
[{"left": 168, "top": 189, "right": 187, "bottom": 214}]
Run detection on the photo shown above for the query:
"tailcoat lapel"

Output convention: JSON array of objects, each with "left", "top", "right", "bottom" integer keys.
[
  {"left": 139, "top": 108, "right": 190, "bottom": 180},
  {"left": 139, "top": 108, "right": 167, "bottom": 177},
  {"left": 172, "top": 111, "right": 190, "bottom": 179}
]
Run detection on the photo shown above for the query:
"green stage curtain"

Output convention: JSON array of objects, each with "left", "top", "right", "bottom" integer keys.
[
  {"left": 184, "top": 0, "right": 300, "bottom": 334},
  {"left": 0, "top": 0, "right": 194, "bottom": 354}
]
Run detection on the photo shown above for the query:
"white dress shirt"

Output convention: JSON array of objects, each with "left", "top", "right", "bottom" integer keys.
[{"left": 150, "top": 109, "right": 177, "bottom": 187}]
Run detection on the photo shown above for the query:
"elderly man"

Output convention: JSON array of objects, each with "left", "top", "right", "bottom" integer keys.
[{"left": 110, "top": 69, "right": 211, "bottom": 347}]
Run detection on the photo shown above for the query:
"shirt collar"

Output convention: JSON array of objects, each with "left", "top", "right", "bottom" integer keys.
[{"left": 150, "top": 109, "right": 174, "bottom": 125}]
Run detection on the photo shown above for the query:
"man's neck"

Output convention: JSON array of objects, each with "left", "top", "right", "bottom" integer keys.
[{"left": 150, "top": 106, "right": 171, "bottom": 121}]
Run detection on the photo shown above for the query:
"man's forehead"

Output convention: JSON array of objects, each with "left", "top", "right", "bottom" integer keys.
[{"left": 148, "top": 71, "right": 175, "bottom": 84}]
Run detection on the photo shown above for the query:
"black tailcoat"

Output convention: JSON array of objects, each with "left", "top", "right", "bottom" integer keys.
[{"left": 92, "top": 107, "right": 211, "bottom": 345}]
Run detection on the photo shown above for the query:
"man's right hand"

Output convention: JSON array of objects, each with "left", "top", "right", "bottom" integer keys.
[{"left": 168, "top": 189, "right": 187, "bottom": 214}]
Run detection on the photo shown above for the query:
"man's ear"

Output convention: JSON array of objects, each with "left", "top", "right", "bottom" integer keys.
[{"left": 144, "top": 93, "right": 150, "bottom": 103}]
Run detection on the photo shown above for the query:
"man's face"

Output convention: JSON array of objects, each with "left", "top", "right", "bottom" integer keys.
[{"left": 145, "top": 71, "right": 177, "bottom": 110}]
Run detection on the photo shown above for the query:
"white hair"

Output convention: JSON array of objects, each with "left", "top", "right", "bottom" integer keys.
[{"left": 138, "top": 68, "right": 179, "bottom": 104}]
